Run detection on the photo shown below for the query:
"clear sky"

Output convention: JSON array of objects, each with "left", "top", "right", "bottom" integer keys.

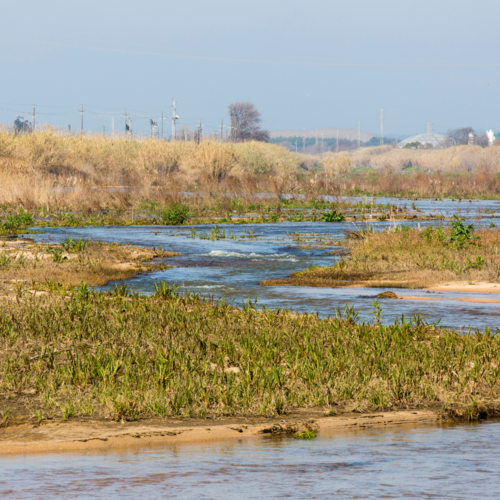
[{"left": 1, "top": 0, "right": 498, "bottom": 137}]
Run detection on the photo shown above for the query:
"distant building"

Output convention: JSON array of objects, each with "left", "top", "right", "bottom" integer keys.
[
  {"left": 486, "top": 130, "right": 495, "bottom": 146},
  {"left": 397, "top": 123, "right": 447, "bottom": 148}
]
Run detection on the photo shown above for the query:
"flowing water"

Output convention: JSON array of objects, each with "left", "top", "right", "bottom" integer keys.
[
  {"left": 29, "top": 196, "right": 500, "bottom": 331},
  {"left": 2, "top": 420, "right": 500, "bottom": 499}
]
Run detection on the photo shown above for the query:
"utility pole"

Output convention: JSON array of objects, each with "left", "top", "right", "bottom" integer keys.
[
  {"left": 220, "top": 120, "right": 223, "bottom": 142},
  {"left": 129, "top": 116, "right": 134, "bottom": 137},
  {"left": 198, "top": 119, "right": 202, "bottom": 144},
  {"left": 380, "top": 109, "right": 384, "bottom": 146},
  {"left": 358, "top": 121, "right": 361, "bottom": 149},
  {"left": 122, "top": 109, "right": 129, "bottom": 135},
  {"left": 160, "top": 111, "right": 164, "bottom": 139},
  {"left": 111, "top": 118, "right": 115, "bottom": 136},
  {"left": 29, "top": 105, "right": 38, "bottom": 132},
  {"left": 172, "top": 99, "right": 179, "bottom": 140},
  {"left": 78, "top": 104, "right": 86, "bottom": 134},
  {"left": 336, "top": 130, "right": 339, "bottom": 153}
]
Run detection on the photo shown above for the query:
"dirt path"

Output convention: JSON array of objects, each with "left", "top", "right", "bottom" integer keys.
[{"left": 0, "top": 410, "right": 439, "bottom": 456}]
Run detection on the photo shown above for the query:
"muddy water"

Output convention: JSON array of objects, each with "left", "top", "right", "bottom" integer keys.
[
  {"left": 32, "top": 205, "right": 500, "bottom": 330},
  {"left": 2, "top": 420, "right": 500, "bottom": 499}
]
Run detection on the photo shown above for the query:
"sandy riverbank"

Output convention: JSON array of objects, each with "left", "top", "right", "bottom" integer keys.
[{"left": 0, "top": 410, "right": 439, "bottom": 456}]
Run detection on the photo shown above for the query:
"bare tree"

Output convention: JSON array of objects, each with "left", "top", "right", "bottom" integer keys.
[
  {"left": 475, "top": 133, "right": 489, "bottom": 148},
  {"left": 228, "top": 102, "right": 269, "bottom": 142},
  {"left": 447, "top": 127, "right": 474, "bottom": 145}
]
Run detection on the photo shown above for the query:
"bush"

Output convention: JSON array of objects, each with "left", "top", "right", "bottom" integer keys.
[
  {"left": 321, "top": 210, "right": 345, "bottom": 222},
  {"left": 161, "top": 203, "right": 190, "bottom": 225}
]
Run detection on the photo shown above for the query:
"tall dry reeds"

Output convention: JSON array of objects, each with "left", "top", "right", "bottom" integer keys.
[
  {"left": 2, "top": 130, "right": 500, "bottom": 214},
  {"left": 0, "top": 131, "right": 301, "bottom": 211},
  {"left": 321, "top": 144, "right": 500, "bottom": 173}
]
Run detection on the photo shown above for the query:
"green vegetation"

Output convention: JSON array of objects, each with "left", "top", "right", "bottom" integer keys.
[
  {"left": 160, "top": 203, "right": 191, "bottom": 225},
  {"left": 2, "top": 287, "right": 500, "bottom": 424},
  {"left": 403, "top": 142, "right": 423, "bottom": 150},
  {"left": 294, "top": 430, "right": 317, "bottom": 440},
  {"left": 320, "top": 210, "right": 345, "bottom": 222},
  {"left": 0, "top": 209, "right": 34, "bottom": 233},
  {"left": 262, "top": 222, "right": 500, "bottom": 289}
]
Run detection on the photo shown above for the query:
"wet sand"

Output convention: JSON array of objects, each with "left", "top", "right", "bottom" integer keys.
[{"left": 0, "top": 410, "right": 438, "bottom": 456}]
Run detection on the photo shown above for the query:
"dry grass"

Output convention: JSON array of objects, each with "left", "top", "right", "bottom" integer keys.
[
  {"left": 262, "top": 225, "right": 500, "bottom": 289},
  {"left": 321, "top": 144, "right": 500, "bottom": 173},
  {"left": 0, "top": 131, "right": 299, "bottom": 211},
  {"left": 2, "top": 131, "right": 500, "bottom": 218}
]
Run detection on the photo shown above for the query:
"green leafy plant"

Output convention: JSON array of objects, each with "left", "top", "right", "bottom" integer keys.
[
  {"left": 1, "top": 209, "right": 34, "bottom": 232},
  {"left": 321, "top": 210, "right": 345, "bottom": 222},
  {"left": 161, "top": 203, "right": 190, "bottom": 225},
  {"left": 294, "top": 430, "right": 317, "bottom": 440},
  {"left": 447, "top": 216, "right": 479, "bottom": 247},
  {"left": 61, "top": 237, "right": 87, "bottom": 252},
  {"left": 153, "top": 281, "right": 179, "bottom": 299}
]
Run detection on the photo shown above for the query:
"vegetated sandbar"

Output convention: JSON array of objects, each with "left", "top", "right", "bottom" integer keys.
[
  {"left": 261, "top": 223, "right": 500, "bottom": 297},
  {"left": 1, "top": 234, "right": 500, "bottom": 454}
]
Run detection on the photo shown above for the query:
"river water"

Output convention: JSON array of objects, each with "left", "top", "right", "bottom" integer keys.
[
  {"left": 29, "top": 196, "right": 500, "bottom": 331},
  {"left": 2, "top": 420, "right": 500, "bottom": 499}
]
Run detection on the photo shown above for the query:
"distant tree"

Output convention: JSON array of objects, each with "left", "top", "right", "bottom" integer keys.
[
  {"left": 475, "top": 133, "right": 489, "bottom": 148},
  {"left": 447, "top": 127, "right": 474, "bottom": 145},
  {"left": 13, "top": 116, "right": 31, "bottom": 135},
  {"left": 402, "top": 141, "right": 423, "bottom": 150},
  {"left": 228, "top": 102, "right": 269, "bottom": 142}
]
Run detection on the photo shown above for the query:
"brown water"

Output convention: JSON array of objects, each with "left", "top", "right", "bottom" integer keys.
[{"left": 2, "top": 420, "right": 499, "bottom": 499}]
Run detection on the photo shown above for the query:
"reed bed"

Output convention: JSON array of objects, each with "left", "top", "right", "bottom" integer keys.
[
  {"left": 1, "top": 287, "right": 500, "bottom": 425},
  {"left": 2, "top": 132, "right": 500, "bottom": 219}
]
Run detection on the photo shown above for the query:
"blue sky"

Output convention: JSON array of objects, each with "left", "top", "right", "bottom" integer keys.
[{"left": 1, "top": 0, "right": 498, "bottom": 137}]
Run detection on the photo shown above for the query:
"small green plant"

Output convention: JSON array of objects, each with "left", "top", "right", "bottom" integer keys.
[
  {"left": 77, "top": 280, "right": 91, "bottom": 299},
  {"left": 153, "top": 281, "right": 179, "bottom": 299},
  {"left": 49, "top": 248, "right": 65, "bottom": 263},
  {"left": 447, "top": 216, "right": 479, "bottom": 247},
  {"left": 61, "top": 237, "right": 87, "bottom": 252},
  {"left": 1, "top": 209, "right": 34, "bottom": 232},
  {"left": 111, "top": 282, "right": 129, "bottom": 297},
  {"left": 377, "top": 215, "right": 387, "bottom": 221},
  {"left": 294, "top": 430, "right": 317, "bottom": 440},
  {"left": 0, "top": 408, "right": 12, "bottom": 427},
  {"left": 490, "top": 221, "right": 496, "bottom": 228},
  {"left": 161, "top": 203, "right": 190, "bottom": 225},
  {"left": 320, "top": 210, "right": 345, "bottom": 222},
  {"left": 33, "top": 409, "right": 45, "bottom": 425},
  {"left": 61, "top": 402, "right": 75, "bottom": 421}
]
